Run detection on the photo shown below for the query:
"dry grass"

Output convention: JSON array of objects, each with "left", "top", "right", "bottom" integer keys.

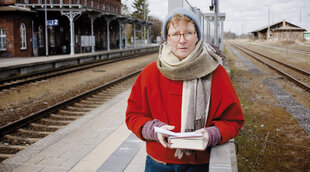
[{"left": 224, "top": 45, "right": 310, "bottom": 172}]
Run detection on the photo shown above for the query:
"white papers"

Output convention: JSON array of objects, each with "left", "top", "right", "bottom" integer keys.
[{"left": 154, "top": 127, "right": 203, "bottom": 137}]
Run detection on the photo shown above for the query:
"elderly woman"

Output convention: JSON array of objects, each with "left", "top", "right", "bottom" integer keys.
[{"left": 126, "top": 8, "right": 244, "bottom": 171}]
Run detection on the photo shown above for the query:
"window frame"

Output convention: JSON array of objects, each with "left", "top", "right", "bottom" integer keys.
[
  {"left": 20, "top": 23, "right": 27, "bottom": 50},
  {"left": 0, "top": 29, "right": 6, "bottom": 51}
]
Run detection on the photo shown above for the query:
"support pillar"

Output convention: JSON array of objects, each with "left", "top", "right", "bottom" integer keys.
[
  {"left": 147, "top": 25, "right": 150, "bottom": 46},
  {"left": 90, "top": 15, "right": 97, "bottom": 53},
  {"left": 105, "top": 18, "right": 111, "bottom": 51},
  {"left": 141, "top": 23, "right": 143, "bottom": 46},
  {"left": 207, "top": 20, "right": 210, "bottom": 43},
  {"left": 62, "top": 11, "right": 81, "bottom": 55},
  {"left": 118, "top": 21, "right": 122, "bottom": 49},
  {"left": 124, "top": 23, "right": 127, "bottom": 49},
  {"left": 133, "top": 23, "right": 136, "bottom": 48},
  {"left": 220, "top": 19, "right": 224, "bottom": 51}
]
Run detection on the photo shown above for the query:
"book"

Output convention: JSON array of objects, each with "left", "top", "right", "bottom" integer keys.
[
  {"left": 154, "top": 127, "right": 206, "bottom": 150},
  {"left": 168, "top": 135, "right": 207, "bottom": 150}
]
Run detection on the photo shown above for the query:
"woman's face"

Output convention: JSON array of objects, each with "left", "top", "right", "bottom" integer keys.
[{"left": 167, "top": 21, "right": 198, "bottom": 61}]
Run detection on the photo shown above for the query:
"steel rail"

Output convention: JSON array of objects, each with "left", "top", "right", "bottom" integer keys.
[
  {"left": 231, "top": 43, "right": 310, "bottom": 92},
  {"left": 235, "top": 43, "right": 310, "bottom": 76},
  {"left": 0, "top": 69, "right": 141, "bottom": 138}
]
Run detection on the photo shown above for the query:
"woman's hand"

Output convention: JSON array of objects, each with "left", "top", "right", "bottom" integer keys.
[
  {"left": 195, "top": 128, "right": 209, "bottom": 150},
  {"left": 157, "top": 125, "right": 175, "bottom": 148}
]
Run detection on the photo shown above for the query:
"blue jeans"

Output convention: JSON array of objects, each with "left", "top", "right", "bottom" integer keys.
[{"left": 145, "top": 155, "right": 209, "bottom": 172}]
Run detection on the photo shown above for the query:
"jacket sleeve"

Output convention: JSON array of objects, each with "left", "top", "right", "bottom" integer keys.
[
  {"left": 126, "top": 73, "right": 153, "bottom": 140},
  {"left": 209, "top": 66, "right": 245, "bottom": 144}
]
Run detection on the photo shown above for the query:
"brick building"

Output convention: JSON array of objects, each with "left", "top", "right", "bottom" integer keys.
[
  {"left": 251, "top": 20, "right": 306, "bottom": 41},
  {"left": 0, "top": 0, "right": 151, "bottom": 57}
]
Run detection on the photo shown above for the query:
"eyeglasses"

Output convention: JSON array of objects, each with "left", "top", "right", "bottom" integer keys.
[{"left": 168, "top": 31, "right": 196, "bottom": 42}]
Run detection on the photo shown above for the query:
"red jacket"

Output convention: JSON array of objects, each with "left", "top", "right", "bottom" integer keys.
[{"left": 126, "top": 61, "right": 244, "bottom": 164}]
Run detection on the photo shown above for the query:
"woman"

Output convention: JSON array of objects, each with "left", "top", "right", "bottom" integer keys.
[{"left": 126, "top": 7, "right": 245, "bottom": 171}]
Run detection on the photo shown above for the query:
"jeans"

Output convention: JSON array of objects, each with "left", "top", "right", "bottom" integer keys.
[{"left": 145, "top": 155, "right": 209, "bottom": 172}]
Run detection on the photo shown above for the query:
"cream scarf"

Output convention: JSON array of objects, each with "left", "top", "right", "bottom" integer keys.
[
  {"left": 157, "top": 40, "right": 222, "bottom": 159},
  {"left": 157, "top": 40, "right": 221, "bottom": 81}
]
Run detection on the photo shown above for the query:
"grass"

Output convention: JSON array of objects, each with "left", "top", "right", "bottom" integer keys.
[{"left": 224, "top": 44, "right": 310, "bottom": 172}]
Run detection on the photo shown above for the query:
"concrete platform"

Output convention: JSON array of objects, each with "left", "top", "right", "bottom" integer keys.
[
  {"left": 1, "top": 90, "right": 147, "bottom": 172},
  {"left": 0, "top": 88, "right": 237, "bottom": 172},
  {"left": 0, "top": 46, "right": 159, "bottom": 80}
]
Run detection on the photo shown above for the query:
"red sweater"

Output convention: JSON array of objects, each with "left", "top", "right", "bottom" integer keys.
[{"left": 126, "top": 61, "right": 245, "bottom": 164}]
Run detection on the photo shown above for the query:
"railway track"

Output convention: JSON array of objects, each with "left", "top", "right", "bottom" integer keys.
[
  {"left": 0, "top": 50, "right": 156, "bottom": 91},
  {"left": 0, "top": 70, "right": 139, "bottom": 162},
  {"left": 246, "top": 42, "right": 310, "bottom": 56},
  {"left": 230, "top": 43, "right": 310, "bottom": 92}
]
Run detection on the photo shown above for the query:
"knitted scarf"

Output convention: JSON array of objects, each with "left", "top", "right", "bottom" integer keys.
[
  {"left": 157, "top": 40, "right": 221, "bottom": 159},
  {"left": 157, "top": 40, "right": 221, "bottom": 81}
]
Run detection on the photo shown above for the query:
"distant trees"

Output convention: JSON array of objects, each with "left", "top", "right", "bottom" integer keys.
[
  {"left": 224, "top": 31, "right": 253, "bottom": 40},
  {"left": 224, "top": 31, "right": 237, "bottom": 39},
  {"left": 149, "top": 16, "right": 162, "bottom": 43},
  {"left": 130, "top": 0, "right": 150, "bottom": 40},
  {"left": 131, "top": 0, "right": 149, "bottom": 20},
  {"left": 121, "top": 0, "right": 162, "bottom": 43}
]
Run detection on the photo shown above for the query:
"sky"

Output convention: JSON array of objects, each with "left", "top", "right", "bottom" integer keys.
[{"left": 122, "top": 0, "right": 310, "bottom": 35}]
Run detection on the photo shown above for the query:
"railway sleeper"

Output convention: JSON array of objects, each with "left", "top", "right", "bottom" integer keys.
[
  {"left": 58, "top": 110, "right": 85, "bottom": 116},
  {"left": 89, "top": 95, "right": 109, "bottom": 99},
  {"left": 80, "top": 100, "right": 104, "bottom": 105},
  {"left": 101, "top": 89, "right": 125, "bottom": 93},
  {"left": 0, "top": 144, "right": 27, "bottom": 150},
  {"left": 40, "top": 118, "right": 71, "bottom": 125},
  {"left": 4, "top": 134, "right": 39, "bottom": 144},
  {"left": 66, "top": 106, "right": 92, "bottom": 112},
  {"left": 17, "top": 128, "right": 53, "bottom": 136},
  {"left": 97, "top": 91, "right": 120, "bottom": 96},
  {"left": 0, "top": 153, "right": 13, "bottom": 159},
  {"left": 92, "top": 95, "right": 114, "bottom": 100},
  {"left": 30, "top": 123, "right": 62, "bottom": 130},
  {"left": 50, "top": 114, "right": 80, "bottom": 120},
  {"left": 74, "top": 102, "right": 99, "bottom": 109},
  {"left": 74, "top": 103, "right": 98, "bottom": 108},
  {"left": 86, "top": 97, "right": 108, "bottom": 102}
]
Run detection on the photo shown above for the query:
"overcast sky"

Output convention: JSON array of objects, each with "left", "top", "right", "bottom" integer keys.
[{"left": 122, "top": 0, "right": 310, "bottom": 35}]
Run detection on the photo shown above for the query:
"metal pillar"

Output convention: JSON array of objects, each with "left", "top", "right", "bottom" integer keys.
[
  {"left": 214, "top": 0, "right": 219, "bottom": 47},
  {"left": 45, "top": 0, "right": 48, "bottom": 56},
  {"left": 220, "top": 20, "right": 224, "bottom": 50},
  {"left": 147, "top": 25, "right": 150, "bottom": 45},
  {"left": 133, "top": 23, "right": 136, "bottom": 48},
  {"left": 106, "top": 18, "right": 111, "bottom": 51},
  {"left": 61, "top": 11, "right": 81, "bottom": 55},
  {"left": 124, "top": 23, "right": 127, "bottom": 49},
  {"left": 119, "top": 21, "right": 122, "bottom": 49},
  {"left": 207, "top": 20, "right": 210, "bottom": 43},
  {"left": 90, "top": 16, "right": 96, "bottom": 53},
  {"left": 141, "top": 23, "right": 143, "bottom": 46},
  {"left": 69, "top": 15, "right": 75, "bottom": 55}
]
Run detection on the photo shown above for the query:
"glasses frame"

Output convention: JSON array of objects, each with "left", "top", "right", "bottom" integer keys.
[{"left": 168, "top": 31, "right": 197, "bottom": 42}]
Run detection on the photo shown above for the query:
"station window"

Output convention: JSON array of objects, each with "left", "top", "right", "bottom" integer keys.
[
  {"left": 0, "top": 29, "right": 6, "bottom": 50},
  {"left": 20, "top": 23, "right": 27, "bottom": 50}
]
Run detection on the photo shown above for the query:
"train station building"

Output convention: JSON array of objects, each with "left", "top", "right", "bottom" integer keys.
[
  {"left": 251, "top": 20, "right": 306, "bottom": 41},
  {"left": 0, "top": 0, "right": 152, "bottom": 57}
]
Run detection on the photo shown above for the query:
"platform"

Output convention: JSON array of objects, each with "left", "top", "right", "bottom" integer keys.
[
  {"left": 1, "top": 90, "right": 148, "bottom": 172},
  {"left": 0, "top": 86, "right": 237, "bottom": 172},
  {"left": 0, "top": 46, "right": 159, "bottom": 80}
]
